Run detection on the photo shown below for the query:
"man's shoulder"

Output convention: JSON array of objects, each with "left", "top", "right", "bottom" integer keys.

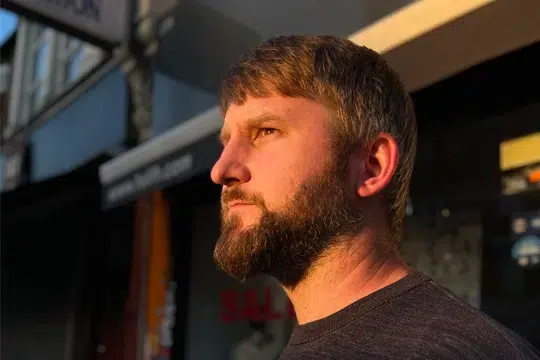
[
  {"left": 364, "top": 279, "right": 540, "bottom": 359},
  {"left": 298, "top": 277, "right": 540, "bottom": 359},
  {"left": 280, "top": 276, "right": 540, "bottom": 360}
]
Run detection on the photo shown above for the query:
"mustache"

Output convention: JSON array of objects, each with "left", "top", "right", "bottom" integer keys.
[{"left": 221, "top": 187, "right": 266, "bottom": 208}]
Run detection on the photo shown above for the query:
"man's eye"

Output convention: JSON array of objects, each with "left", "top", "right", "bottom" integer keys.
[
  {"left": 256, "top": 128, "right": 278, "bottom": 139},
  {"left": 261, "top": 128, "right": 277, "bottom": 136}
]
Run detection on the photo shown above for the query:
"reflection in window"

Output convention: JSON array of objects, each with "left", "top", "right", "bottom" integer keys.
[
  {"left": 32, "top": 42, "right": 48, "bottom": 81},
  {"left": 29, "top": 27, "right": 49, "bottom": 113},
  {"left": 63, "top": 38, "right": 83, "bottom": 85},
  {"left": 65, "top": 48, "right": 84, "bottom": 83}
]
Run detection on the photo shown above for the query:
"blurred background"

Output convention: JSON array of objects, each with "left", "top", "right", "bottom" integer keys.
[{"left": 0, "top": 0, "right": 539, "bottom": 359}]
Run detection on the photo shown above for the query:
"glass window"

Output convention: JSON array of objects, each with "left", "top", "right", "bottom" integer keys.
[
  {"left": 63, "top": 38, "right": 83, "bottom": 85},
  {"left": 32, "top": 42, "right": 49, "bottom": 82},
  {"left": 64, "top": 47, "right": 84, "bottom": 83},
  {"left": 28, "top": 27, "right": 50, "bottom": 114}
]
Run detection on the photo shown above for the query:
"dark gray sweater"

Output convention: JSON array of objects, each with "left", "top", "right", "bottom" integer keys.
[{"left": 279, "top": 271, "right": 540, "bottom": 359}]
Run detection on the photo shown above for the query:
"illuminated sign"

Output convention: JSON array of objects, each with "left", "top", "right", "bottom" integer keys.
[
  {"left": 511, "top": 235, "right": 540, "bottom": 268},
  {"left": 511, "top": 211, "right": 540, "bottom": 268}
]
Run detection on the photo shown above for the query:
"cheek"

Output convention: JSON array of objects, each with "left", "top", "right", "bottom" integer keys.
[{"left": 250, "top": 143, "right": 330, "bottom": 209}]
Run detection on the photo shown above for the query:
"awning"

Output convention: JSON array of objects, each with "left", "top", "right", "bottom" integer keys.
[
  {"left": 1, "top": 154, "right": 110, "bottom": 227},
  {"left": 98, "top": 106, "right": 222, "bottom": 209}
]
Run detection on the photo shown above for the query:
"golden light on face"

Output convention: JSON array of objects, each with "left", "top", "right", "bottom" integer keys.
[
  {"left": 220, "top": 186, "right": 266, "bottom": 237},
  {"left": 211, "top": 96, "right": 365, "bottom": 287},
  {"left": 213, "top": 149, "right": 364, "bottom": 287}
]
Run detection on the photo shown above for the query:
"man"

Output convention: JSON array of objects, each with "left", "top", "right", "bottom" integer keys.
[{"left": 211, "top": 35, "right": 540, "bottom": 359}]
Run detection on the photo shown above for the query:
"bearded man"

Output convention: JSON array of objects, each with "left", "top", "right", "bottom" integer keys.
[{"left": 211, "top": 35, "right": 540, "bottom": 359}]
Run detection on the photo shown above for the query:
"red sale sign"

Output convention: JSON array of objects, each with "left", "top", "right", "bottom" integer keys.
[{"left": 219, "top": 287, "right": 296, "bottom": 323}]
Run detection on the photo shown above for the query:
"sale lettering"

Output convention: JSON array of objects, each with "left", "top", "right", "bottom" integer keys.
[{"left": 220, "top": 287, "right": 296, "bottom": 323}]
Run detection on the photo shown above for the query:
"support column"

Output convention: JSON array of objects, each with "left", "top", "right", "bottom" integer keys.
[{"left": 123, "top": 30, "right": 156, "bottom": 360}]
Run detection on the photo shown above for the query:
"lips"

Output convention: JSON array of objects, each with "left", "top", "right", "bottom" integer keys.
[{"left": 228, "top": 201, "right": 252, "bottom": 208}]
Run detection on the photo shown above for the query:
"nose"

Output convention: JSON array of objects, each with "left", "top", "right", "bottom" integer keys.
[{"left": 211, "top": 140, "right": 251, "bottom": 187}]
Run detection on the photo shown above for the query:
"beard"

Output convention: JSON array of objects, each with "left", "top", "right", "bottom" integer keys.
[{"left": 213, "top": 156, "right": 365, "bottom": 288}]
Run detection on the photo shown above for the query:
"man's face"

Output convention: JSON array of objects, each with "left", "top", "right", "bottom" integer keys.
[{"left": 211, "top": 96, "right": 364, "bottom": 287}]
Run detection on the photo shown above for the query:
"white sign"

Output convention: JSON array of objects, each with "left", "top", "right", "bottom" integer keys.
[
  {"left": 106, "top": 153, "right": 194, "bottom": 205},
  {"left": 4, "top": 0, "right": 130, "bottom": 45}
]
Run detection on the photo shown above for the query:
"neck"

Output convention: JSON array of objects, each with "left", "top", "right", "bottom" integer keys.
[{"left": 283, "top": 232, "right": 411, "bottom": 325}]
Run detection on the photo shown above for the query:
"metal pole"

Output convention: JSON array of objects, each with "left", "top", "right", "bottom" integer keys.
[
  {"left": 124, "top": 1, "right": 177, "bottom": 357},
  {"left": 125, "top": 20, "right": 155, "bottom": 360},
  {"left": 127, "top": 55, "right": 153, "bottom": 145}
]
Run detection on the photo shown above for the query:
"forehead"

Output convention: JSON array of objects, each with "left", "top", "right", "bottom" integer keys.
[{"left": 222, "top": 96, "right": 330, "bottom": 130}]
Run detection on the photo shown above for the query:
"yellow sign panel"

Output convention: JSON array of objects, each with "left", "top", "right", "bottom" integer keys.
[{"left": 499, "top": 132, "right": 540, "bottom": 171}]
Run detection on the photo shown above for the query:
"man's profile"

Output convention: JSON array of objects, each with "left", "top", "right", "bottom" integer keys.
[{"left": 210, "top": 35, "right": 540, "bottom": 359}]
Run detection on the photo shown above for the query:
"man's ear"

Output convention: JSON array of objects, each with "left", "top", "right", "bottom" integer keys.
[{"left": 355, "top": 133, "right": 399, "bottom": 198}]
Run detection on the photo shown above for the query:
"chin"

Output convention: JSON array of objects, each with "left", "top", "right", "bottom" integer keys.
[
  {"left": 235, "top": 224, "right": 260, "bottom": 239},
  {"left": 229, "top": 213, "right": 259, "bottom": 229},
  {"left": 223, "top": 219, "right": 257, "bottom": 238}
]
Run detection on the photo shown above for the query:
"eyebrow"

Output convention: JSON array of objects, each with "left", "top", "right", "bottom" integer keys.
[{"left": 219, "top": 113, "right": 284, "bottom": 145}]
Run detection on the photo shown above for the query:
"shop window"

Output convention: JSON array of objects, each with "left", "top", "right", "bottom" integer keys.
[{"left": 26, "top": 25, "right": 51, "bottom": 114}]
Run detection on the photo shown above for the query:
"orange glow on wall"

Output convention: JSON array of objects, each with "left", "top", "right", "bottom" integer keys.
[{"left": 146, "top": 191, "right": 172, "bottom": 359}]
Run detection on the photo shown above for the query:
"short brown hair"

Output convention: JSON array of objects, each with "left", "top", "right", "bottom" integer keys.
[{"left": 220, "top": 35, "right": 417, "bottom": 244}]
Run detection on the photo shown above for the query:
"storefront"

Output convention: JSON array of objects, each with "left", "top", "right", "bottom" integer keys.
[
  {"left": 402, "top": 40, "right": 540, "bottom": 348},
  {"left": 1, "top": 154, "right": 135, "bottom": 360}
]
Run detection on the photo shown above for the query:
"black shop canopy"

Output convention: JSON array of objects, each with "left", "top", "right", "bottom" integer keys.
[
  {"left": 1, "top": 154, "right": 110, "bottom": 227},
  {"left": 98, "top": 106, "right": 223, "bottom": 209}
]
